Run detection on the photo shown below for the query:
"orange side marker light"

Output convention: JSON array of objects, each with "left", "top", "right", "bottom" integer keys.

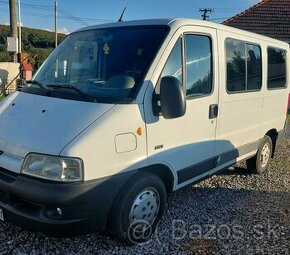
[{"left": 137, "top": 127, "right": 142, "bottom": 136}]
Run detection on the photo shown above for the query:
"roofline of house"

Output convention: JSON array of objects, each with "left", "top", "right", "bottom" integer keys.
[{"left": 223, "top": 0, "right": 271, "bottom": 25}]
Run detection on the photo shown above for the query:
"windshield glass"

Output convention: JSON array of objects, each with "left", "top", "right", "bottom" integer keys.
[{"left": 28, "top": 25, "right": 169, "bottom": 103}]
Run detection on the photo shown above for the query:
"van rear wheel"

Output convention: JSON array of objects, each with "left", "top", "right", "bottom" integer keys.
[
  {"left": 246, "top": 135, "right": 272, "bottom": 174},
  {"left": 108, "top": 172, "right": 167, "bottom": 244}
]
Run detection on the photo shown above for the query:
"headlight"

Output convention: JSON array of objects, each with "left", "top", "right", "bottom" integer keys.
[{"left": 21, "top": 154, "right": 83, "bottom": 182}]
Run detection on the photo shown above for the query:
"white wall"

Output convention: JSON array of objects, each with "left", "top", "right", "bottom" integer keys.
[{"left": 0, "top": 62, "right": 20, "bottom": 94}]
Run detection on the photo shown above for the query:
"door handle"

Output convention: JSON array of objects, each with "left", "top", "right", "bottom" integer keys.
[{"left": 209, "top": 104, "right": 218, "bottom": 119}]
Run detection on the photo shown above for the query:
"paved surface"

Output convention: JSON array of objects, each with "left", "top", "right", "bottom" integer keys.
[{"left": 0, "top": 121, "right": 289, "bottom": 255}]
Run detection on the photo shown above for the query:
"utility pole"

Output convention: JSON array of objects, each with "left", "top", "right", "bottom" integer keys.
[
  {"left": 9, "top": 0, "right": 18, "bottom": 62},
  {"left": 54, "top": 0, "right": 58, "bottom": 48},
  {"left": 18, "top": 0, "right": 21, "bottom": 54},
  {"left": 199, "top": 8, "right": 213, "bottom": 21}
]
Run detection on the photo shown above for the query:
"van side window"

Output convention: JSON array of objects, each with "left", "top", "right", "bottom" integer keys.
[
  {"left": 160, "top": 38, "right": 183, "bottom": 86},
  {"left": 247, "top": 44, "right": 262, "bottom": 90},
  {"left": 185, "top": 35, "right": 212, "bottom": 98},
  {"left": 226, "top": 38, "right": 262, "bottom": 93},
  {"left": 267, "top": 48, "right": 287, "bottom": 89},
  {"left": 226, "top": 39, "right": 246, "bottom": 92}
]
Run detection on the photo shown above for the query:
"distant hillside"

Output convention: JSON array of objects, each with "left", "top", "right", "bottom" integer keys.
[{"left": 0, "top": 25, "right": 66, "bottom": 70}]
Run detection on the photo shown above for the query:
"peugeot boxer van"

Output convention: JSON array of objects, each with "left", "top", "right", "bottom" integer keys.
[{"left": 0, "top": 19, "right": 289, "bottom": 243}]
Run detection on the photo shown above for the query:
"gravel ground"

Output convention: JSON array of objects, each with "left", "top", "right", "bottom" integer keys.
[{"left": 0, "top": 123, "right": 289, "bottom": 255}]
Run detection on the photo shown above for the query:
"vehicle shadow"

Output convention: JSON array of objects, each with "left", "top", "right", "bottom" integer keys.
[{"left": 217, "top": 165, "right": 253, "bottom": 176}]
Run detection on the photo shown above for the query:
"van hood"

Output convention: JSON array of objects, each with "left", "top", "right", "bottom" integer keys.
[{"left": 0, "top": 92, "right": 114, "bottom": 158}]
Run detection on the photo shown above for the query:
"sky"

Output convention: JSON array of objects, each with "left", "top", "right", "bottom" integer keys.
[{"left": 0, "top": 0, "right": 261, "bottom": 34}]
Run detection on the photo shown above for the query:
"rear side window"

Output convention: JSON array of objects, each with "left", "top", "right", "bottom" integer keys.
[
  {"left": 267, "top": 47, "right": 287, "bottom": 89},
  {"left": 226, "top": 38, "right": 262, "bottom": 93}
]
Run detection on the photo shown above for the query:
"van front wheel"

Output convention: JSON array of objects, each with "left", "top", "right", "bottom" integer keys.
[
  {"left": 108, "top": 172, "right": 167, "bottom": 244},
  {"left": 246, "top": 135, "right": 272, "bottom": 174}
]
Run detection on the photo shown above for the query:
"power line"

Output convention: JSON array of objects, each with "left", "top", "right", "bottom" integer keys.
[
  {"left": 0, "top": 0, "right": 233, "bottom": 24},
  {"left": 0, "top": 0, "right": 113, "bottom": 26},
  {"left": 0, "top": 0, "right": 52, "bottom": 8},
  {"left": 58, "top": 7, "right": 89, "bottom": 26},
  {"left": 210, "top": 17, "right": 230, "bottom": 21},
  {"left": 0, "top": 9, "right": 113, "bottom": 23}
]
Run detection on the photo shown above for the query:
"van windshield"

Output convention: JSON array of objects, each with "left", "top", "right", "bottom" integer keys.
[{"left": 28, "top": 26, "right": 169, "bottom": 103}]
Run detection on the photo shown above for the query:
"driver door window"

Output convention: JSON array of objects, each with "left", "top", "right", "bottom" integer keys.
[
  {"left": 160, "top": 38, "right": 183, "bottom": 85},
  {"left": 158, "top": 35, "right": 212, "bottom": 99},
  {"left": 185, "top": 35, "right": 213, "bottom": 98}
]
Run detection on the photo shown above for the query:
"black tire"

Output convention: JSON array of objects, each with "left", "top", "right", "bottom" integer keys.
[
  {"left": 108, "top": 171, "right": 167, "bottom": 244},
  {"left": 246, "top": 135, "right": 273, "bottom": 174}
]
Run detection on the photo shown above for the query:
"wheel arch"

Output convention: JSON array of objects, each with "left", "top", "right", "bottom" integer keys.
[
  {"left": 141, "top": 164, "right": 175, "bottom": 194},
  {"left": 265, "top": 128, "right": 278, "bottom": 158}
]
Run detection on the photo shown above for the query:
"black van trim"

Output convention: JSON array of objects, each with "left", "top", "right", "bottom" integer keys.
[
  {"left": 177, "top": 140, "right": 260, "bottom": 184},
  {"left": 0, "top": 168, "right": 134, "bottom": 236}
]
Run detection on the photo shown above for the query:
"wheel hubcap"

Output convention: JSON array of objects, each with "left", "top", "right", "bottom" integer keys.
[
  {"left": 129, "top": 188, "right": 160, "bottom": 227},
  {"left": 260, "top": 143, "right": 270, "bottom": 168}
]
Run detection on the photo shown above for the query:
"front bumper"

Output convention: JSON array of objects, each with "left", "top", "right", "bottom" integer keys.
[{"left": 0, "top": 167, "right": 133, "bottom": 236}]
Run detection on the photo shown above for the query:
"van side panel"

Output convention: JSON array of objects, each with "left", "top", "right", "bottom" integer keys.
[
  {"left": 216, "top": 31, "right": 264, "bottom": 160},
  {"left": 216, "top": 29, "right": 289, "bottom": 165},
  {"left": 262, "top": 89, "right": 289, "bottom": 134}
]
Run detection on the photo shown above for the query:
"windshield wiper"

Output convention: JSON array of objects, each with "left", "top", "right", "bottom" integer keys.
[
  {"left": 26, "top": 80, "right": 47, "bottom": 90},
  {"left": 46, "top": 84, "right": 97, "bottom": 102},
  {"left": 24, "top": 80, "right": 50, "bottom": 95}
]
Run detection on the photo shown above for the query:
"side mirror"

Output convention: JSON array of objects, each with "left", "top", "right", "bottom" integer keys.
[{"left": 159, "top": 76, "right": 186, "bottom": 119}]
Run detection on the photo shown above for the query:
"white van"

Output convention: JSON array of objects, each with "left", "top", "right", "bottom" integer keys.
[{"left": 0, "top": 19, "right": 289, "bottom": 243}]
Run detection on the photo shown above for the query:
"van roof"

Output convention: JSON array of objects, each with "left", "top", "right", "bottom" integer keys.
[
  {"left": 76, "top": 19, "right": 174, "bottom": 31},
  {"left": 76, "top": 18, "right": 225, "bottom": 32},
  {"left": 75, "top": 18, "right": 289, "bottom": 48}
]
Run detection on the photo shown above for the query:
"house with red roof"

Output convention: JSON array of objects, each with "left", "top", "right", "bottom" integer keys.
[{"left": 223, "top": 0, "right": 290, "bottom": 44}]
